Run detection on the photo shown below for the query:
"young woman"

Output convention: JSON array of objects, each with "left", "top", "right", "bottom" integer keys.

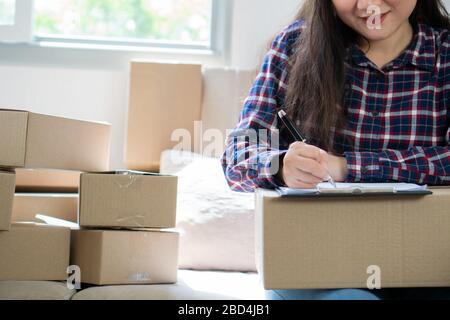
[
  {"left": 222, "top": 0, "right": 450, "bottom": 193},
  {"left": 222, "top": 0, "right": 450, "bottom": 300}
]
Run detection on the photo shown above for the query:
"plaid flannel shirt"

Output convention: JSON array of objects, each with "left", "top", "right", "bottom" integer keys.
[{"left": 221, "top": 20, "right": 450, "bottom": 193}]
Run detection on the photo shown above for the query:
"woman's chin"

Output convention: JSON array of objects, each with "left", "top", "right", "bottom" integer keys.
[{"left": 356, "top": 27, "right": 394, "bottom": 42}]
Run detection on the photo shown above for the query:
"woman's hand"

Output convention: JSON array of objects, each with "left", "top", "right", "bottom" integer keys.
[
  {"left": 278, "top": 142, "right": 348, "bottom": 189},
  {"left": 279, "top": 142, "right": 330, "bottom": 189}
]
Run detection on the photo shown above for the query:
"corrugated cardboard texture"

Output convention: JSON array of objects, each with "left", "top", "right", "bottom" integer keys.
[
  {"left": 25, "top": 112, "right": 111, "bottom": 171},
  {"left": 0, "top": 223, "right": 70, "bottom": 281},
  {"left": 0, "top": 110, "right": 112, "bottom": 171},
  {"left": 80, "top": 173, "right": 178, "bottom": 228},
  {"left": 79, "top": 172, "right": 177, "bottom": 229},
  {"left": 256, "top": 188, "right": 450, "bottom": 290},
  {"left": 0, "top": 171, "right": 15, "bottom": 231},
  {"left": 71, "top": 229, "right": 179, "bottom": 285},
  {"left": 0, "top": 111, "right": 28, "bottom": 167},
  {"left": 13, "top": 194, "right": 78, "bottom": 223},
  {"left": 125, "top": 62, "right": 202, "bottom": 172},
  {"left": 201, "top": 69, "right": 256, "bottom": 157},
  {"left": 15, "top": 169, "right": 80, "bottom": 193}
]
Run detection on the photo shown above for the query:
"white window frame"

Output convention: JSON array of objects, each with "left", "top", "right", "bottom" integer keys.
[
  {"left": 1, "top": 0, "right": 225, "bottom": 53},
  {"left": 0, "top": 0, "right": 33, "bottom": 43}
]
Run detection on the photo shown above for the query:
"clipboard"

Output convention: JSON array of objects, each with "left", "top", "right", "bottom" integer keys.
[{"left": 277, "top": 183, "right": 433, "bottom": 198}]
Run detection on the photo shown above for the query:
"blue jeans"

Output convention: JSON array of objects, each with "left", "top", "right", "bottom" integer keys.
[{"left": 265, "top": 288, "right": 450, "bottom": 300}]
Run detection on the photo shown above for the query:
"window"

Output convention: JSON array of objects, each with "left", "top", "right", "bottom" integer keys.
[
  {"left": 34, "top": 0, "right": 214, "bottom": 50},
  {"left": 0, "top": 0, "right": 224, "bottom": 52},
  {"left": 0, "top": 0, "right": 15, "bottom": 25},
  {"left": 0, "top": 0, "right": 33, "bottom": 42}
]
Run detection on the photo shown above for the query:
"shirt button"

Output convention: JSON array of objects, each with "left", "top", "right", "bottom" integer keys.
[{"left": 371, "top": 111, "right": 380, "bottom": 117}]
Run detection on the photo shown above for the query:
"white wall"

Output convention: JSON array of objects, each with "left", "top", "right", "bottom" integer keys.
[
  {"left": 230, "top": 0, "right": 301, "bottom": 69},
  {"left": 0, "top": 65, "right": 128, "bottom": 169}
]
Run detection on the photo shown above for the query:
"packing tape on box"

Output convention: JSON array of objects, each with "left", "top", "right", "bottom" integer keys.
[{"left": 114, "top": 172, "right": 139, "bottom": 189}]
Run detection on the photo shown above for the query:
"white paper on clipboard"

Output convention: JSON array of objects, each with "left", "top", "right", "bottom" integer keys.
[{"left": 278, "top": 182, "right": 429, "bottom": 196}]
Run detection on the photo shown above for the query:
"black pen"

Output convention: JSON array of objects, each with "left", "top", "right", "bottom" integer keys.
[{"left": 278, "top": 110, "right": 337, "bottom": 188}]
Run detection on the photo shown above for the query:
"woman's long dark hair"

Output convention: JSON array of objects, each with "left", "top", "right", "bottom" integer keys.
[{"left": 285, "top": 0, "right": 450, "bottom": 152}]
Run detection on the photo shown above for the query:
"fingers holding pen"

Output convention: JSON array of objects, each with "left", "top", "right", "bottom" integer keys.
[{"left": 281, "top": 142, "right": 332, "bottom": 189}]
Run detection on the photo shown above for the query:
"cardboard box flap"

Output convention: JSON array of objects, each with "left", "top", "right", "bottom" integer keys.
[
  {"left": 11, "top": 221, "right": 70, "bottom": 231},
  {"left": 15, "top": 169, "right": 80, "bottom": 193},
  {"left": 0, "top": 108, "right": 110, "bottom": 125},
  {"left": 126, "top": 61, "right": 202, "bottom": 172},
  {"left": 130, "top": 61, "right": 201, "bottom": 75}
]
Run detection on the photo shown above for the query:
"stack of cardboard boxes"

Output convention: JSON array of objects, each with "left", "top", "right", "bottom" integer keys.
[
  {"left": 72, "top": 171, "right": 179, "bottom": 285},
  {"left": 0, "top": 109, "right": 111, "bottom": 281},
  {"left": 0, "top": 108, "right": 179, "bottom": 286}
]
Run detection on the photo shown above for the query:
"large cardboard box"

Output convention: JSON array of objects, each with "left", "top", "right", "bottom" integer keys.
[
  {"left": 0, "top": 223, "right": 71, "bottom": 281},
  {"left": 201, "top": 68, "right": 255, "bottom": 158},
  {"left": 125, "top": 62, "right": 202, "bottom": 172},
  {"left": 79, "top": 171, "right": 177, "bottom": 229},
  {"left": 13, "top": 193, "right": 78, "bottom": 223},
  {"left": 71, "top": 229, "right": 179, "bottom": 285},
  {"left": 256, "top": 188, "right": 450, "bottom": 290},
  {"left": 0, "top": 109, "right": 111, "bottom": 171},
  {"left": 0, "top": 171, "right": 15, "bottom": 231},
  {"left": 15, "top": 169, "right": 80, "bottom": 193}
]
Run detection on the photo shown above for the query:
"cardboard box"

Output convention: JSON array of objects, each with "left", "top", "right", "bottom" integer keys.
[
  {"left": 13, "top": 193, "right": 78, "bottom": 223},
  {"left": 15, "top": 169, "right": 80, "bottom": 193},
  {"left": 0, "top": 109, "right": 111, "bottom": 171},
  {"left": 125, "top": 62, "right": 202, "bottom": 172},
  {"left": 71, "top": 229, "right": 179, "bottom": 285},
  {"left": 0, "top": 223, "right": 71, "bottom": 281},
  {"left": 201, "top": 68, "right": 256, "bottom": 157},
  {"left": 0, "top": 171, "right": 15, "bottom": 231},
  {"left": 256, "top": 188, "right": 450, "bottom": 290},
  {"left": 79, "top": 171, "right": 177, "bottom": 229}
]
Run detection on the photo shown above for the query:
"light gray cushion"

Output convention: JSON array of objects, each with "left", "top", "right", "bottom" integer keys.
[
  {"left": 160, "top": 151, "right": 256, "bottom": 272},
  {"left": 0, "top": 281, "right": 75, "bottom": 300},
  {"left": 72, "top": 270, "right": 266, "bottom": 300}
]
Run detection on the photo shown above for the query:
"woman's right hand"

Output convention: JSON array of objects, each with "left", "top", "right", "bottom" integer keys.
[{"left": 280, "top": 142, "right": 330, "bottom": 189}]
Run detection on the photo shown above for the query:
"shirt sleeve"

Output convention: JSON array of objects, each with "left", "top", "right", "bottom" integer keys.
[
  {"left": 344, "top": 130, "right": 450, "bottom": 185},
  {"left": 221, "top": 29, "right": 292, "bottom": 193}
]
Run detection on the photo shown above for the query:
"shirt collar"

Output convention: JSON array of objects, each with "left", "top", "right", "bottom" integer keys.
[{"left": 346, "top": 22, "right": 436, "bottom": 72}]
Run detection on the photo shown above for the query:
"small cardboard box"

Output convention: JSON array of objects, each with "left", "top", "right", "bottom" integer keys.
[
  {"left": 0, "top": 223, "right": 71, "bottom": 281},
  {"left": 79, "top": 171, "right": 177, "bottom": 229},
  {"left": 125, "top": 62, "right": 202, "bottom": 172},
  {"left": 71, "top": 229, "right": 179, "bottom": 285},
  {"left": 0, "top": 109, "right": 111, "bottom": 171},
  {"left": 0, "top": 171, "right": 15, "bottom": 231},
  {"left": 15, "top": 169, "right": 80, "bottom": 193},
  {"left": 256, "top": 188, "right": 450, "bottom": 290},
  {"left": 13, "top": 193, "right": 78, "bottom": 223}
]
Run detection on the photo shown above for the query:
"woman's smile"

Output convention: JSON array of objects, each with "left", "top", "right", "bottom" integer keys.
[{"left": 361, "top": 10, "right": 391, "bottom": 26}]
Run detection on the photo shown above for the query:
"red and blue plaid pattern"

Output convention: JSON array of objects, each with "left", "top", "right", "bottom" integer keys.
[{"left": 221, "top": 20, "right": 450, "bottom": 193}]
